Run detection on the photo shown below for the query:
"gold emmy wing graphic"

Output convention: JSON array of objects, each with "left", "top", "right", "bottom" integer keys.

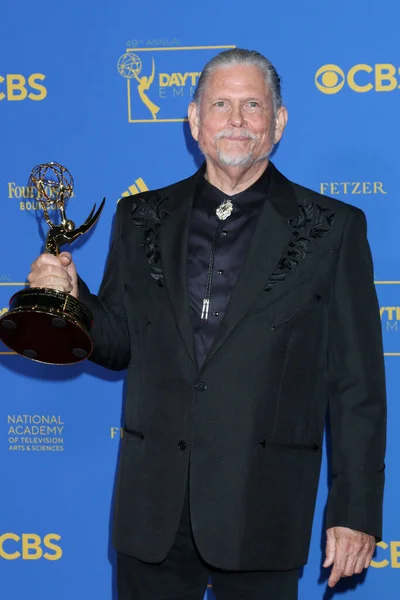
[{"left": 118, "top": 53, "right": 160, "bottom": 120}]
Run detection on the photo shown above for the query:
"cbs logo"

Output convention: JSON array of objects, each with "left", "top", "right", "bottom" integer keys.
[
  {"left": 315, "top": 64, "right": 400, "bottom": 94},
  {"left": 370, "top": 541, "right": 400, "bottom": 569},
  {"left": 0, "top": 533, "right": 62, "bottom": 560},
  {"left": 0, "top": 74, "right": 47, "bottom": 101}
]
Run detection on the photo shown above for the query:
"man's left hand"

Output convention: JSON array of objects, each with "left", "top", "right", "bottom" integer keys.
[{"left": 323, "top": 526, "right": 376, "bottom": 587}]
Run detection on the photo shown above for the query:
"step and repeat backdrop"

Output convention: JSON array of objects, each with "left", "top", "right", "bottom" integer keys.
[{"left": 1, "top": 1, "right": 399, "bottom": 598}]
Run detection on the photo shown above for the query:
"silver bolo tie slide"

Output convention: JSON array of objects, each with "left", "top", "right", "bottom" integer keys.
[{"left": 201, "top": 199, "right": 234, "bottom": 321}]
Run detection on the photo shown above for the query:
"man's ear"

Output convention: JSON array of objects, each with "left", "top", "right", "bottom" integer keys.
[
  {"left": 188, "top": 102, "right": 200, "bottom": 141},
  {"left": 274, "top": 106, "right": 288, "bottom": 144}
]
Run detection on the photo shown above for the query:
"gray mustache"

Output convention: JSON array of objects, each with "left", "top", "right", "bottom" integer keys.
[{"left": 213, "top": 130, "right": 259, "bottom": 143}]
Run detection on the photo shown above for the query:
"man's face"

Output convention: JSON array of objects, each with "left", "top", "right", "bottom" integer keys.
[{"left": 188, "top": 64, "right": 286, "bottom": 169}]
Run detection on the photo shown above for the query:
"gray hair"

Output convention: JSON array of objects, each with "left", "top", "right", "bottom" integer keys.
[{"left": 193, "top": 48, "right": 282, "bottom": 115}]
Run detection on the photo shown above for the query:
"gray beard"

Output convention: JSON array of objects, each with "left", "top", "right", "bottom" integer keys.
[
  {"left": 198, "top": 140, "right": 273, "bottom": 168},
  {"left": 216, "top": 147, "right": 272, "bottom": 167}
]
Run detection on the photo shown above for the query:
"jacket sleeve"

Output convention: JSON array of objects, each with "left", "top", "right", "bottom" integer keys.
[
  {"left": 326, "top": 207, "right": 386, "bottom": 539},
  {"left": 78, "top": 200, "right": 130, "bottom": 371}
]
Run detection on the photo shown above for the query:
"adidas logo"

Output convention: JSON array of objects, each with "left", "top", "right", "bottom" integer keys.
[{"left": 120, "top": 177, "right": 149, "bottom": 199}]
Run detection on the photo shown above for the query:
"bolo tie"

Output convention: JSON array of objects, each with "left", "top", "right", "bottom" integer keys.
[{"left": 201, "top": 198, "right": 234, "bottom": 321}]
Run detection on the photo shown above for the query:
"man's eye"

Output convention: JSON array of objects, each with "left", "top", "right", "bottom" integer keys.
[
  {"left": 247, "top": 101, "right": 260, "bottom": 108},
  {"left": 214, "top": 101, "right": 225, "bottom": 107}
]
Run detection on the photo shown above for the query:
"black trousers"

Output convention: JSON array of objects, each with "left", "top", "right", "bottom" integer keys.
[{"left": 117, "top": 481, "right": 298, "bottom": 600}]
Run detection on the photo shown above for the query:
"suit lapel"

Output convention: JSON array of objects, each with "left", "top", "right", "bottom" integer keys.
[
  {"left": 202, "top": 164, "right": 299, "bottom": 369},
  {"left": 159, "top": 171, "right": 200, "bottom": 367}
]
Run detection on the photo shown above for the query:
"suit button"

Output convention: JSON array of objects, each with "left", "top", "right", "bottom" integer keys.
[
  {"left": 178, "top": 440, "right": 187, "bottom": 451},
  {"left": 195, "top": 381, "right": 207, "bottom": 392}
]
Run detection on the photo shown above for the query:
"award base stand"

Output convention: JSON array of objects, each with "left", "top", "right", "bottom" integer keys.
[{"left": 0, "top": 288, "right": 93, "bottom": 365}]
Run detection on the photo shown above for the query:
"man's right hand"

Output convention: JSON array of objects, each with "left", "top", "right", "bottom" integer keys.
[{"left": 28, "top": 251, "right": 79, "bottom": 299}]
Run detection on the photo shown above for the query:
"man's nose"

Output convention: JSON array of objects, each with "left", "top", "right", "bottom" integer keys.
[{"left": 228, "top": 104, "right": 245, "bottom": 127}]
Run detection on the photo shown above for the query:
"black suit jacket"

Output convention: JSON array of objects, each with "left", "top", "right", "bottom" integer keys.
[{"left": 79, "top": 163, "right": 386, "bottom": 570}]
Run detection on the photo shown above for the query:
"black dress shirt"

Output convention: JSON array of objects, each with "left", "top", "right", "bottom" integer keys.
[{"left": 187, "top": 163, "right": 271, "bottom": 367}]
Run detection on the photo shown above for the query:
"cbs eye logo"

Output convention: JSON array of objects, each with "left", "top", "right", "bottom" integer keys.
[
  {"left": 315, "top": 63, "right": 400, "bottom": 94},
  {"left": 315, "top": 65, "right": 345, "bottom": 94}
]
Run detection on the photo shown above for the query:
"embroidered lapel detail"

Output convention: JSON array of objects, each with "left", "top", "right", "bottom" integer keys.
[
  {"left": 264, "top": 198, "right": 336, "bottom": 292},
  {"left": 130, "top": 169, "right": 201, "bottom": 367},
  {"left": 131, "top": 194, "right": 169, "bottom": 287}
]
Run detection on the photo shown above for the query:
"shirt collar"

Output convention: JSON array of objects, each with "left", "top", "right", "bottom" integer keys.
[{"left": 194, "top": 161, "right": 272, "bottom": 217}]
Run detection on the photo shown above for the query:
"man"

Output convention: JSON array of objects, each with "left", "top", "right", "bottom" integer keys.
[{"left": 28, "top": 49, "right": 386, "bottom": 599}]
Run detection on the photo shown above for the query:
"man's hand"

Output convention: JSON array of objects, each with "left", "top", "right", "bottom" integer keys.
[
  {"left": 324, "top": 526, "right": 376, "bottom": 587},
  {"left": 28, "top": 252, "right": 78, "bottom": 299}
]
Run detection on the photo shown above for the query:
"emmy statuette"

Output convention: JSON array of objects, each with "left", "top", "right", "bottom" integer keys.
[{"left": 0, "top": 162, "right": 105, "bottom": 364}]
